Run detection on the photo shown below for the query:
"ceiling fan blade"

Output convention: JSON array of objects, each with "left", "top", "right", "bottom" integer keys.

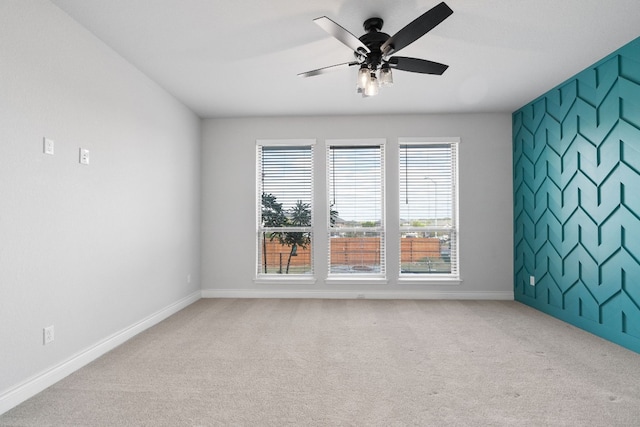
[
  {"left": 388, "top": 57, "right": 448, "bottom": 75},
  {"left": 381, "top": 2, "right": 453, "bottom": 56},
  {"left": 314, "top": 16, "right": 370, "bottom": 54},
  {"left": 298, "top": 61, "right": 359, "bottom": 78}
]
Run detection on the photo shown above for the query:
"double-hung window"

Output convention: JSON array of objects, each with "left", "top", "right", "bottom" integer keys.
[
  {"left": 399, "top": 138, "right": 459, "bottom": 279},
  {"left": 327, "top": 140, "right": 385, "bottom": 277},
  {"left": 256, "top": 140, "right": 314, "bottom": 277}
]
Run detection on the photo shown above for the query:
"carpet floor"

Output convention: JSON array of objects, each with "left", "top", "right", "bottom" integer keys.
[{"left": 1, "top": 299, "right": 640, "bottom": 426}]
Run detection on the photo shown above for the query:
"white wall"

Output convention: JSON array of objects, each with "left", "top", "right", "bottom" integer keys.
[
  {"left": 201, "top": 114, "right": 513, "bottom": 299},
  {"left": 0, "top": 0, "right": 201, "bottom": 410}
]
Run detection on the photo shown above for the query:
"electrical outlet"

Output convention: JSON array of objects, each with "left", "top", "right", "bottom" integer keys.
[
  {"left": 187, "top": 274, "right": 191, "bottom": 284},
  {"left": 79, "top": 148, "right": 90, "bottom": 165},
  {"left": 529, "top": 276, "right": 535, "bottom": 286},
  {"left": 43, "top": 137, "right": 54, "bottom": 155},
  {"left": 43, "top": 325, "right": 55, "bottom": 345}
]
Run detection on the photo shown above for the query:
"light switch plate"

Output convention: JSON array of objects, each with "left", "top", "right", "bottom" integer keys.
[{"left": 43, "top": 138, "right": 54, "bottom": 155}]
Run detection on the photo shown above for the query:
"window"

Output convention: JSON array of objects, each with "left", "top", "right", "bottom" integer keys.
[
  {"left": 399, "top": 139, "right": 459, "bottom": 278},
  {"left": 255, "top": 137, "right": 460, "bottom": 282},
  {"left": 327, "top": 140, "right": 385, "bottom": 276},
  {"left": 256, "top": 140, "right": 314, "bottom": 277}
]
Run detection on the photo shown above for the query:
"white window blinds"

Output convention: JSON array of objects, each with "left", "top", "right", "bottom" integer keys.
[
  {"left": 327, "top": 142, "right": 385, "bottom": 276},
  {"left": 260, "top": 145, "right": 313, "bottom": 211},
  {"left": 257, "top": 142, "right": 314, "bottom": 276},
  {"left": 399, "top": 141, "right": 458, "bottom": 277}
]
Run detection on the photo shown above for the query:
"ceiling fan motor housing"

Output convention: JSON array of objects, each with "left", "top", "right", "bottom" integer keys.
[{"left": 357, "top": 18, "right": 390, "bottom": 69}]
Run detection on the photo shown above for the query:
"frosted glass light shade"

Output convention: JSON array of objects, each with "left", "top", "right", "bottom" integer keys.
[
  {"left": 357, "top": 66, "right": 370, "bottom": 90},
  {"left": 380, "top": 65, "right": 393, "bottom": 86},
  {"left": 364, "top": 73, "right": 379, "bottom": 96}
]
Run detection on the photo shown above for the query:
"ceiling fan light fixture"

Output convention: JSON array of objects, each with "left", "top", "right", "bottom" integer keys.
[{"left": 300, "top": 2, "right": 453, "bottom": 97}]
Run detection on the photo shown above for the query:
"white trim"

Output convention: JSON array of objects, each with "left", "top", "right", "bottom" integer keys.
[
  {"left": 202, "top": 289, "right": 513, "bottom": 300},
  {"left": 326, "top": 138, "right": 386, "bottom": 146},
  {"left": 253, "top": 277, "right": 317, "bottom": 285},
  {"left": 256, "top": 139, "right": 316, "bottom": 147},
  {"left": 0, "top": 291, "right": 201, "bottom": 415},
  {"left": 399, "top": 136, "right": 461, "bottom": 144},
  {"left": 325, "top": 277, "right": 388, "bottom": 285},
  {"left": 397, "top": 277, "right": 462, "bottom": 285}
]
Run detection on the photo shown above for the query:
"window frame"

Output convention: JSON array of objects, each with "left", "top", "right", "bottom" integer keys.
[
  {"left": 397, "top": 137, "right": 460, "bottom": 283},
  {"left": 326, "top": 139, "right": 387, "bottom": 281},
  {"left": 255, "top": 139, "right": 316, "bottom": 283}
]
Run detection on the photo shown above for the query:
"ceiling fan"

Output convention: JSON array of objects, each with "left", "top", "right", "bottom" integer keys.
[{"left": 298, "top": 1, "right": 453, "bottom": 97}]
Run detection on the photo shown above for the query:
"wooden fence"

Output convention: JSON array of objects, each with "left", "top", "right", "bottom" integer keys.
[
  {"left": 400, "top": 238, "right": 441, "bottom": 262},
  {"left": 260, "top": 237, "right": 442, "bottom": 271}
]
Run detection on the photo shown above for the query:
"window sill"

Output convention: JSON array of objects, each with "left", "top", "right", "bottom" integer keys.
[
  {"left": 325, "top": 277, "right": 389, "bottom": 286},
  {"left": 254, "top": 276, "right": 317, "bottom": 285},
  {"left": 397, "top": 276, "right": 462, "bottom": 286}
]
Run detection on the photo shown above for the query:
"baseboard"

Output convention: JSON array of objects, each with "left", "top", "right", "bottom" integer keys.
[
  {"left": 0, "top": 291, "right": 201, "bottom": 415},
  {"left": 201, "top": 289, "right": 514, "bottom": 300}
]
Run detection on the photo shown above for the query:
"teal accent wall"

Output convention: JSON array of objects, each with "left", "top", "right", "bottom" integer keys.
[{"left": 513, "top": 36, "right": 640, "bottom": 353}]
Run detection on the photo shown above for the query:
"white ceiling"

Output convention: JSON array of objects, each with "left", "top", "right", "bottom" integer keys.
[{"left": 50, "top": 0, "right": 640, "bottom": 118}]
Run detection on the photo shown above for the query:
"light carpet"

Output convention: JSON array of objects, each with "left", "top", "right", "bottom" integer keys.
[{"left": 2, "top": 299, "right": 640, "bottom": 426}]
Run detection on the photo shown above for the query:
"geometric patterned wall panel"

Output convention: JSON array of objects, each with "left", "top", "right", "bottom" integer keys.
[{"left": 513, "top": 36, "right": 640, "bottom": 353}]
